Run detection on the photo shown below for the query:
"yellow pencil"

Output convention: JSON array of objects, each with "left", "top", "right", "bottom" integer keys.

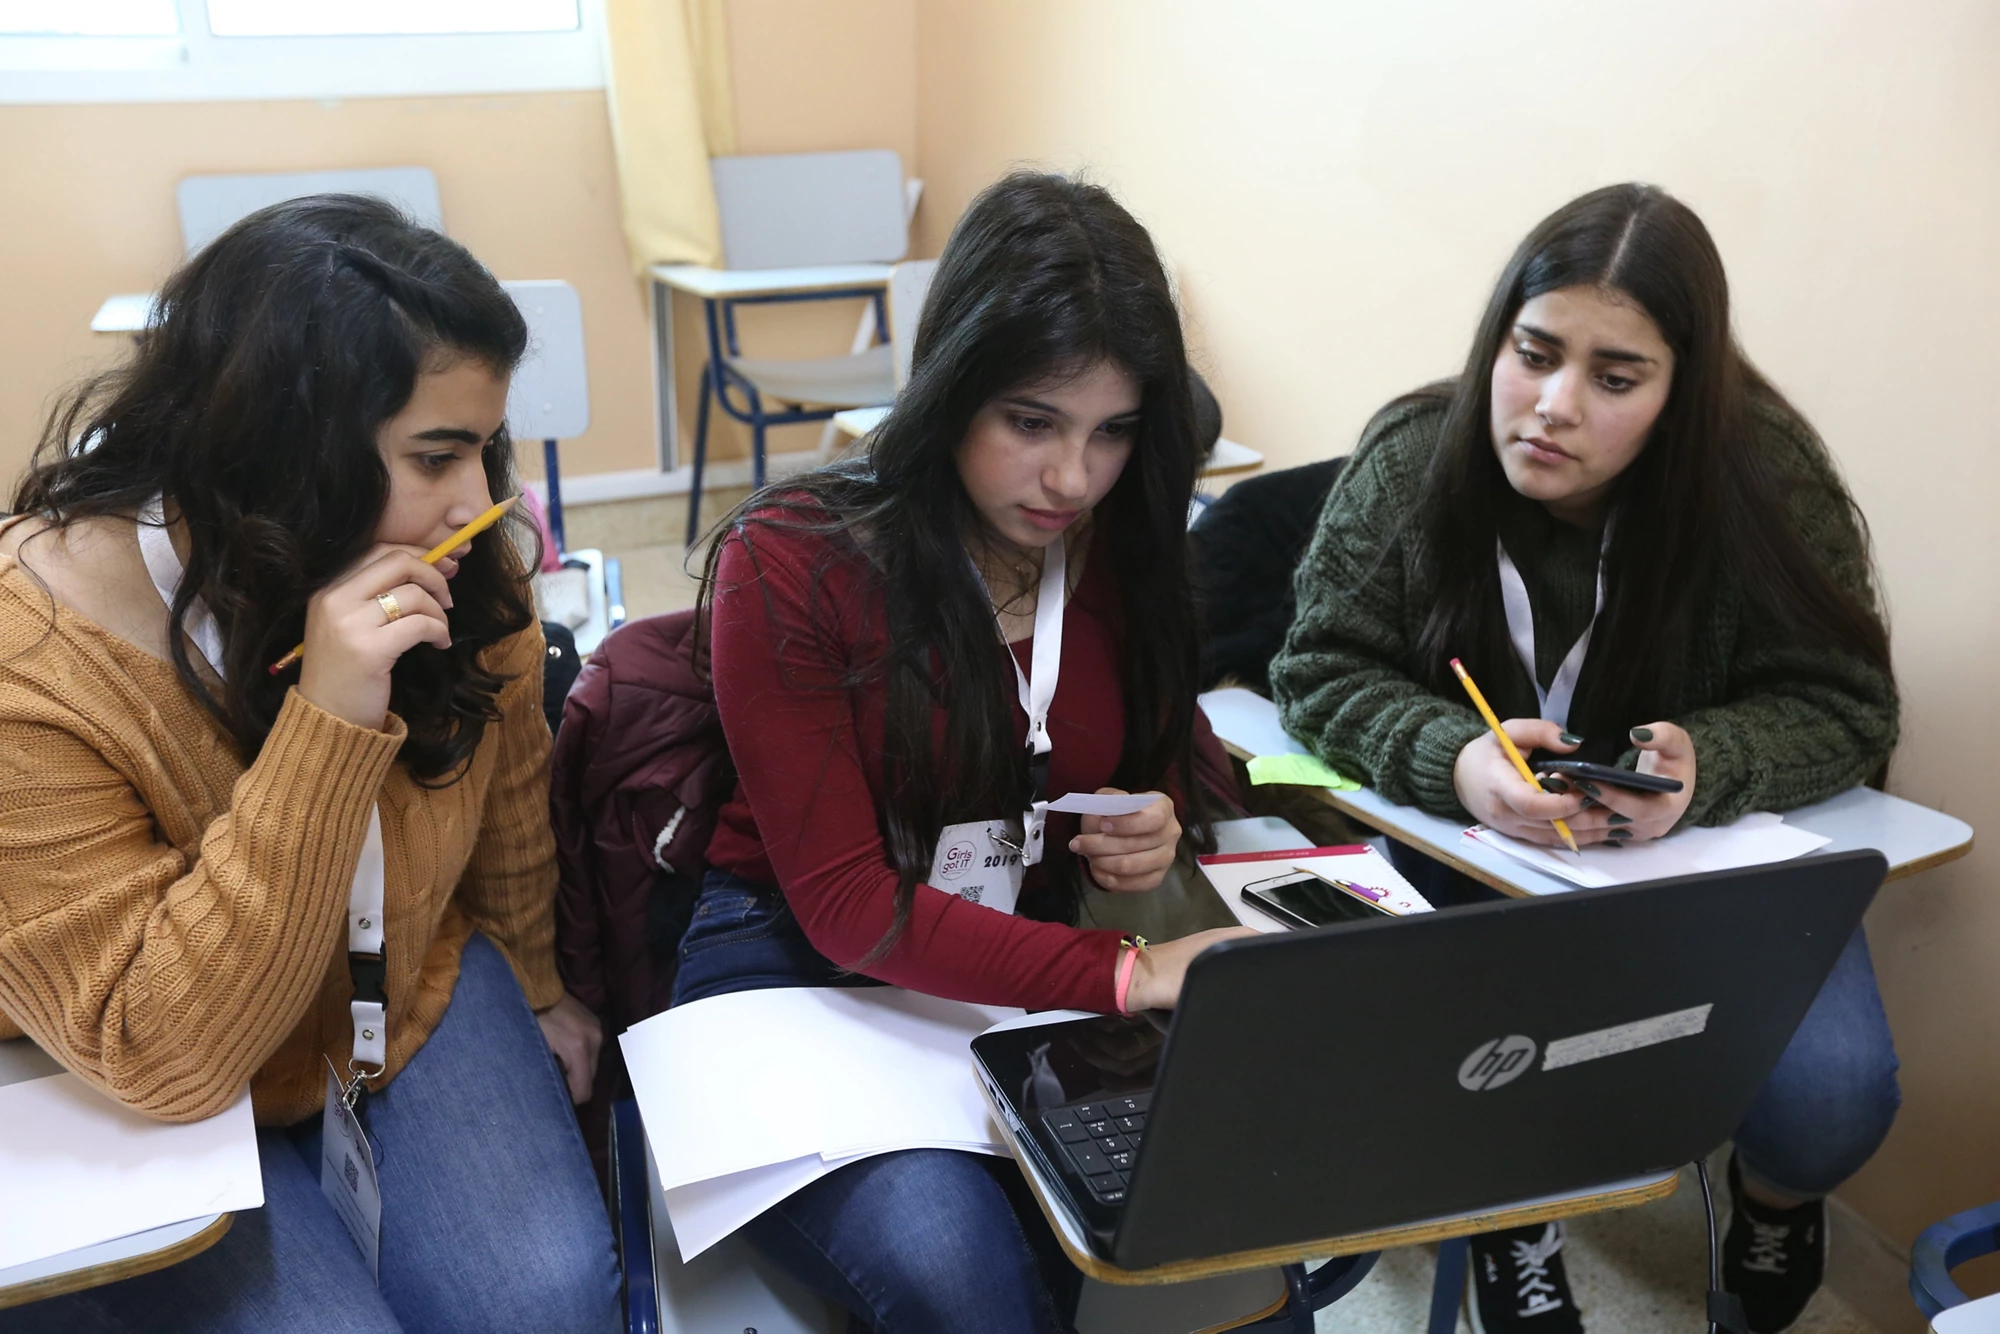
[
  {"left": 1448, "top": 656, "right": 1580, "bottom": 855},
  {"left": 267, "top": 496, "right": 518, "bottom": 676}
]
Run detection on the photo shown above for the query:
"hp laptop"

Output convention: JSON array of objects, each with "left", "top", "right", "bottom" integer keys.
[{"left": 972, "top": 849, "right": 1886, "bottom": 1270}]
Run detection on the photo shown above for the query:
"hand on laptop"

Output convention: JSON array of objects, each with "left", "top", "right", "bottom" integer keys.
[
  {"left": 1454, "top": 718, "right": 1590, "bottom": 844},
  {"left": 1123, "top": 927, "right": 1258, "bottom": 1011},
  {"left": 1557, "top": 722, "right": 1698, "bottom": 845},
  {"left": 1072, "top": 788, "right": 1179, "bottom": 892}
]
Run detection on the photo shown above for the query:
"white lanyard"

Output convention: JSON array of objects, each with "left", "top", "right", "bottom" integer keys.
[
  {"left": 1494, "top": 526, "right": 1610, "bottom": 732},
  {"left": 976, "top": 537, "right": 1067, "bottom": 867},
  {"left": 138, "top": 498, "right": 390, "bottom": 1073}
]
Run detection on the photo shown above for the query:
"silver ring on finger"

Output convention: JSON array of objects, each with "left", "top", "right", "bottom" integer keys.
[{"left": 377, "top": 591, "right": 403, "bottom": 625}]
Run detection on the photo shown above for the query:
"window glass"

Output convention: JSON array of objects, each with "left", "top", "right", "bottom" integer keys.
[
  {"left": 0, "top": 0, "right": 179, "bottom": 35},
  {"left": 204, "top": 0, "right": 580, "bottom": 36}
]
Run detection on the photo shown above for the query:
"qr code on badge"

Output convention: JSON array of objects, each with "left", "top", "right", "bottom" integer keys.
[
  {"left": 343, "top": 1152, "right": 360, "bottom": 1192},
  {"left": 961, "top": 886, "right": 983, "bottom": 904}
]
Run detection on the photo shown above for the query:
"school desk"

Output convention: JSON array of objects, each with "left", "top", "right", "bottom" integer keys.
[
  {"left": 982, "top": 1007, "right": 1681, "bottom": 1334},
  {"left": 0, "top": 1039, "right": 232, "bottom": 1311},
  {"left": 1200, "top": 688, "right": 1975, "bottom": 899}
]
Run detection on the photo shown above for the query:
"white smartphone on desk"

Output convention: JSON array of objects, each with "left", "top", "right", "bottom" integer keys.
[{"left": 1240, "top": 870, "right": 1398, "bottom": 931}]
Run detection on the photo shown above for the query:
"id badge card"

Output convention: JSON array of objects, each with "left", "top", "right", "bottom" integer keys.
[
  {"left": 929, "top": 819, "right": 1024, "bottom": 915},
  {"left": 320, "top": 1057, "right": 383, "bottom": 1279}
]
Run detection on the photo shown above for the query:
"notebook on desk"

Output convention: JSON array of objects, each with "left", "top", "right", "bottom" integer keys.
[{"left": 973, "top": 850, "right": 1886, "bottom": 1271}]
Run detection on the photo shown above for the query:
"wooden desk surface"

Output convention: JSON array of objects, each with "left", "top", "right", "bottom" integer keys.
[
  {"left": 0, "top": 1040, "right": 235, "bottom": 1309},
  {"left": 1200, "top": 688, "right": 1974, "bottom": 898},
  {"left": 650, "top": 262, "right": 892, "bottom": 300}
]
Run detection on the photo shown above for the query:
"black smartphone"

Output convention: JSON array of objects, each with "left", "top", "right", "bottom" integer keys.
[
  {"left": 1241, "top": 871, "right": 1396, "bottom": 931},
  {"left": 1539, "top": 759, "right": 1684, "bottom": 795}
]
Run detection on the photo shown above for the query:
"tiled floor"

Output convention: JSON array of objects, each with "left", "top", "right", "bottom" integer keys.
[
  {"left": 594, "top": 512, "right": 1885, "bottom": 1334},
  {"left": 1317, "top": 1163, "right": 1876, "bottom": 1331}
]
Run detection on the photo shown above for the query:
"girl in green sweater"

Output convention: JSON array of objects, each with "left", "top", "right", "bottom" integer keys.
[{"left": 1272, "top": 184, "right": 1899, "bottom": 1334}]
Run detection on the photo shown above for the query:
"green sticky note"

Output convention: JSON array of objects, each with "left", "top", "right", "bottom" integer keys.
[{"left": 1246, "top": 753, "right": 1362, "bottom": 791}]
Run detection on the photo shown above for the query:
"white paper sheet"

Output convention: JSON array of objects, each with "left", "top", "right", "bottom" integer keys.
[
  {"left": 1462, "top": 811, "right": 1831, "bottom": 889},
  {"left": 0, "top": 1075, "right": 262, "bottom": 1271},
  {"left": 1044, "top": 792, "right": 1162, "bottom": 817},
  {"left": 1198, "top": 844, "right": 1432, "bottom": 930},
  {"left": 621, "top": 987, "right": 1022, "bottom": 1257}
]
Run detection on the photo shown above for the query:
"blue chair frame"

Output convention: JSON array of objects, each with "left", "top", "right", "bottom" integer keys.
[
  {"left": 1912, "top": 1200, "right": 2000, "bottom": 1319},
  {"left": 684, "top": 287, "right": 890, "bottom": 546}
]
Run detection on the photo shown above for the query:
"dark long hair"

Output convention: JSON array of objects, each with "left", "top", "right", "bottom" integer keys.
[
  {"left": 14, "top": 194, "right": 534, "bottom": 782},
  {"left": 700, "top": 172, "right": 1208, "bottom": 959},
  {"left": 1406, "top": 183, "right": 1890, "bottom": 742}
]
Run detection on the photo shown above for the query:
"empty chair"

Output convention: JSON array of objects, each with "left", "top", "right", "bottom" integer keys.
[
  {"left": 831, "top": 257, "right": 939, "bottom": 443},
  {"left": 177, "top": 166, "right": 442, "bottom": 254},
  {"left": 683, "top": 149, "right": 912, "bottom": 544},
  {"left": 502, "top": 279, "right": 624, "bottom": 656}
]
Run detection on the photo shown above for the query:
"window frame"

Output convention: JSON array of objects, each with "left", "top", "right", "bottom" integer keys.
[{"left": 0, "top": 0, "right": 604, "bottom": 102}]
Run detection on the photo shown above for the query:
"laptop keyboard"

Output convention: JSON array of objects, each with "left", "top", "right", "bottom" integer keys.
[{"left": 1040, "top": 1091, "right": 1150, "bottom": 1205}]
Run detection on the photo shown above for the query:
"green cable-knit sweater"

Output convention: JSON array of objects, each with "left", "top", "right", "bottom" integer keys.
[{"left": 1269, "top": 394, "right": 1899, "bottom": 827}]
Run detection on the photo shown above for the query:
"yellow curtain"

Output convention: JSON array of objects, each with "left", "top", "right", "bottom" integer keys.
[{"left": 602, "top": 0, "right": 740, "bottom": 273}]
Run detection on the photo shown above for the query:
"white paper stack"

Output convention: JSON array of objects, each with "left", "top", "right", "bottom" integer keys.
[
  {"left": 621, "top": 986, "right": 1023, "bottom": 1258},
  {"left": 1199, "top": 843, "right": 1432, "bottom": 930},
  {"left": 1463, "top": 811, "right": 1831, "bottom": 889},
  {"left": 0, "top": 1075, "right": 262, "bottom": 1273}
]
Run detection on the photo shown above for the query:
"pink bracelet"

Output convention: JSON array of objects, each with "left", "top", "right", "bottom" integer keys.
[{"left": 1114, "top": 945, "right": 1140, "bottom": 1014}]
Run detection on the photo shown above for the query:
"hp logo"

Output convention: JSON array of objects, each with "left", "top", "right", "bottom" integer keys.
[{"left": 1458, "top": 1035, "right": 1538, "bottom": 1091}]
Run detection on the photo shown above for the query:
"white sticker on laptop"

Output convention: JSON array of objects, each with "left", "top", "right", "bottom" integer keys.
[
  {"left": 929, "top": 819, "right": 1023, "bottom": 916},
  {"left": 1542, "top": 1003, "right": 1713, "bottom": 1072}
]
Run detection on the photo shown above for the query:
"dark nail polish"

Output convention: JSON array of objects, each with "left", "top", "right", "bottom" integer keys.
[
  {"left": 1559, "top": 732, "right": 1584, "bottom": 746},
  {"left": 1542, "top": 776, "right": 1571, "bottom": 793},
  {"left": 1629, "top": 727, "right": 1654, "bottom": 743},
  {"left": 1608, "top": 827, "right": 1633, "bottom": 840},
  {"left": 1608, "top": 813, "right": 1632, "bottom": 825},
  {"left": 1575, "top": 780, "right": 1601, "bottom": 797}
]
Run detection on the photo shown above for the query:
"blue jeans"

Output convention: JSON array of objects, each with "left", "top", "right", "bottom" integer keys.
[
  {"left": 1389, "top": 844, "right": 1901, "bottom": 1197},
  {"left": 4, "top": 934, "right": 622, "bottom": 1334},
  {"left": 674, "top": 868, "right": 1080, "bottom": 1333}
]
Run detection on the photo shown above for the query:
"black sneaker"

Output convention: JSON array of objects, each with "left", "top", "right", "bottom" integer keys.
[
  {"left": 1723, "top": 1153, "right": 1826, "bottom": 1333},
  {"left": 1468, "top": 1222, "right": 1585, "bottom": 1332}
]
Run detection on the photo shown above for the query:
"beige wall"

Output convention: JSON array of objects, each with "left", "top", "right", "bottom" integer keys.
[
  {"left": 0, "top": 0, "right": 919, "bottom": 489},
  {"left": 0, "top": 92, "right": 650, "bottom": 483},
  {"left": 914, "top": 0, "right": 2000, "bottom": 1258}
]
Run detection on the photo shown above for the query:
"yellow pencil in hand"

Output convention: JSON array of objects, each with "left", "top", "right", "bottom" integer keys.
[
  {"left": 267, "top": 496, "right": 519, "bottom": 676},
  {"left": 1448, "top": 656, "right": 1580, "bottom": 855}
]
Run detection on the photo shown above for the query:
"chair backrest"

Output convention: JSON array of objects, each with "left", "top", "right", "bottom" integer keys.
[
  {"left": 176, "top": 167, "right": 443, "bottom": 256},
  {"left": 501, "top": 280, "right": 590, "bottom": 442},
  {"left": 886, "top": 259, "right": 937, "bottom": 391},
  {"left": 709, "top": 149, "right": 907, "bottom": 270}
]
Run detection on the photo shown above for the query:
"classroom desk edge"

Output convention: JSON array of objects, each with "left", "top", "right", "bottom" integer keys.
[
  {"left": 982, "top": 1085, "right": 1677, "bottom": 1289},
  {"left": 1215, "top": 739, "right": 1976, "bottom": 891},
  {"left": 0, "top": 1214, "right": 233, "bottom": 1311}
]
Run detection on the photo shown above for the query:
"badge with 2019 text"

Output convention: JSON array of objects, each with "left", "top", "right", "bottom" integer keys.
[{"left": 929, "top": 819, "right": 1024, "bottom": 915}]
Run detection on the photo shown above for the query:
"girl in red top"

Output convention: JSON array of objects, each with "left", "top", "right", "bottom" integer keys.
[{"left": 682, "top": 173, "right": 1250, "bottom": 1332}]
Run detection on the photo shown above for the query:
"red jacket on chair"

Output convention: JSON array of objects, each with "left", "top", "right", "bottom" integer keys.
[{"left": 549, "top": 609, "right": 734, "bottom": 1035}]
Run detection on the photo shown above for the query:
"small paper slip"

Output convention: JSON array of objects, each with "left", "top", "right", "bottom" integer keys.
[
  {"left": 621, "top": 987, "right": 1020, "bottom": 1258},
  {"left": 1463, "top": 811, "right": 1832, "bottom": 890},
  {"left": 0, "top": 1074, "right": 262, "bottom": 1272},
  {"left": 1198, "top": 844, "right": 1433, "bottom": 930},
  {"left": 1044, "top": 792, "right": 1160, "bottom": 817}
]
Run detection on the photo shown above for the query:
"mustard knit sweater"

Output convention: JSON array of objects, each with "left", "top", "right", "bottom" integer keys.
[{"left": 0, "top": 556, "right": 562, "bottom": 1126}]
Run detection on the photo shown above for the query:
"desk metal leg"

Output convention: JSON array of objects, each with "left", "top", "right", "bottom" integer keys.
[
  {"left": 1430, "top": 1237, "right": 1468, "bottom": 1334},
  {"left": 652, "top": 279, "right": 678, "bottom": 474}
]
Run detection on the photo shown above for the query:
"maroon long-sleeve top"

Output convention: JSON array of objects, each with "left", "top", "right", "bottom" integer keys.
[{"left": 704, "top": 517, "right": 1154, "bottom": 1013}]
